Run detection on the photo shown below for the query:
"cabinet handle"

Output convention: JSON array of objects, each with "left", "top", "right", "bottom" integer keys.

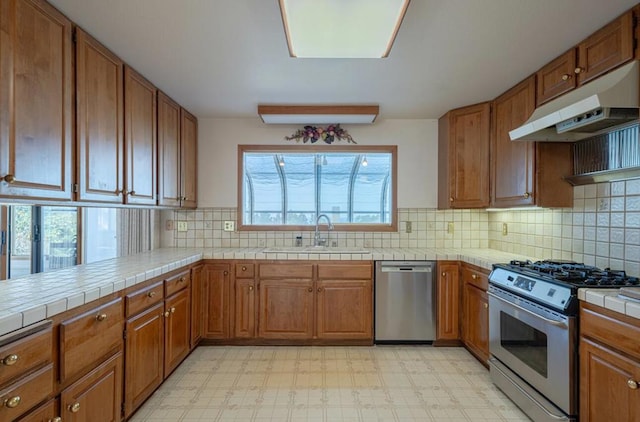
[
  {"left": 449, "top": 197, "right": 454, "bottom": 202},
  {"left": 484, "top": 303, "right": 488, "bottom": 309},
  {"left": 628, "top": 379, "right": 639, "bottom": 389},
  {"left": 1, "top": 354, "right": 18, "bottom": 366},
  {"left": 307, "top": 287, "right": 313, "bottom": 292},
  {"left": 523, "top": 192, "right": 530, "bottom": 199},
  {"left": 1, "top": 174, "right": 15, "bottom": 184},
  {"left": 471, "top": 274, "right": 477, "bottom": 280},
  {"left": 242, "top": 266, "right": 247, "bottom": 271},
  {"left": 223, "top": 271, "right": 228, "bottom": 275},
  {"left": 164, "top": 311, "right": 170, "bottom": 318},
  {"left": 574, "top": 67, "right": 583, "bottom": 74},
  {"left": 68, "top": 402, "right": 80, "bottom": 413},
  {"left": 179, "top": 277, "right": 185, "bottom": 283},
  {"left": 317, "top": 287, "right": 322, "bottom": 293},
  {"left": 561, "top": 74, "right": 571, "bottom": 81},
  {"left": 49, "top": 417, "right": 62, "bottom": 422},
  {"left": 3, "top": 396, "right": 20, "bottom": 408},
  {"left": 248, "top": 285, "right": 254, "bottom": 291},
  {"left": 147, "top": 291, "right": 156, "bottom": 298},
  {"left": 171, "top": 307, "right": 176, "bottom": 314},
  {"left": 441, "top": 272, "right": 446, "bottom": 277},
  {"left": 95, "top": 313, "right": 107, "bottom": 322}
]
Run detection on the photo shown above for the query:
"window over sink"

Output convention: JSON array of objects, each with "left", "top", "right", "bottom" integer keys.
[{"left": 238, "top": 145, "right": 397, "bottom": 231}]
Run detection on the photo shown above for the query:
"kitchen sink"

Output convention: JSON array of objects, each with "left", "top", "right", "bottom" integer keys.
[{"left": 263, "top": 246, "right": 370, "bottom": 254}]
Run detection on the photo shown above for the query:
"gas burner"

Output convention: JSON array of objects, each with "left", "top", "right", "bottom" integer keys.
[
  {"left": 503, "top": 260, "right": 639, "bottom": 287},
  {"left": 509, "top": 260, "right": 532, "bottom": 267},
  {"left": 582, "top": 269, "right": 640, "bottom": 287}
]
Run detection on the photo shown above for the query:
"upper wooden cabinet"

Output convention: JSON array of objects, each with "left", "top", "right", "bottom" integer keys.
[
  {"left": 124, "top": 66, "right": 157, "bottom": 205},
  {"left": 0, "top": 0, "right": 73, "bottom": 201},
  {"left": 75, "top": 28, "right": 124, "bottom": 204},
  {"left": 438, "top": 103, "right": 491, "bottom": 209},
  {"left": 537, "top": 11, "right": 634, "bottom": 106},
  {"left": 158, "top": 92, "right": 198, "bottom": 209},
  {"left": 576, "top": 11, "right": 634, "bottom": 85},
  {"left": 491, "top": 76, "right": 573, "bottom": 208}
]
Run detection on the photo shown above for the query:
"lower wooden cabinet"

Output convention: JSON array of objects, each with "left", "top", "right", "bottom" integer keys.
[
  {"left": 234, "top": 278, "right": 256, "bottom": 338},
  {"left": 436, "top": 261, "right": 460, "bottom": 343},
  {"left": 60, "top": 352, "right": 123, "bottom": 422},
  {"left": 124, "top": 302, "right": 164, "bottom": 417},
  {"left": 190, "top": 264, "right": 204, "bottom": 348},
  {"left": 461, "top": 264, "right": 489, "bottom": 364},
  {"left": 316, "top": 279, "right": 372, "bottom": 339},
  {"left": 164, "top": 288, "right": 191, "bottom": 375},
  {"left": 203, "top": 263, "right": 231, "bottom": 339},
  {"left": 579, "top": 302, "right": 640, "bottom": 421},
  {"left": 15, "top": 398, "right": 58, "bottom": 422},
  {"left": 258, "top": 280, "right": 315, "bottom": 340},
  {"left": 0, "top": 364, "right": 53, "bottom": 422}
]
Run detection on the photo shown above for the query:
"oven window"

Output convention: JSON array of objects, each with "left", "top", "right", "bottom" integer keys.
[{"left": 500, "top": 312, "right": 548, "bottom": 377}]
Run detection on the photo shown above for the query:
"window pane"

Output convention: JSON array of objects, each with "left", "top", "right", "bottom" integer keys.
[
  {"left": 353, "top": 153, "right": 391, "bottom": 223},
  {"left": 284, "top": 154, "right": 316, "bottom": 225},
  {"left": 319, "top": 154, "right": 356, "bottom": 223},
  {"left": 42, "top": 206, "right": 77, "bottom": 271},
  {"left": 244, "top": 154, "right": 283, "bottom": 224},
  {"left": 84, "top": 208, "right": 118, "bottom": 264},
  {"left": 9, "top": 205, "right": 32, "bottom": 278}
]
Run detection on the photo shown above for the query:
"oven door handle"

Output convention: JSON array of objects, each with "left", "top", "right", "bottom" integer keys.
[{"left": 488, "top": 292, "right": 567, "bottom": 329}]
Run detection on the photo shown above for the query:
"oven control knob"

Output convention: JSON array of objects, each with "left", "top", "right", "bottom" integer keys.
[{"left": 628, "top": 379, "right": 638, "bottom": 389}]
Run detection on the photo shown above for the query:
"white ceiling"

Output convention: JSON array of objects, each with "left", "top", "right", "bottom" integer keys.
[{"left": 49, "top": 0, "right": 639, "bottom": 120}]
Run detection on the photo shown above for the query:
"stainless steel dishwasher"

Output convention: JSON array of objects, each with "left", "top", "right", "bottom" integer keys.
[{"left": 374, "top": 261, "right": 436, "bottom": 343}]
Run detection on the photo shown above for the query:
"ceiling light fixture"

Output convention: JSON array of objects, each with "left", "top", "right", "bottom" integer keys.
[
  {"left": 258, "top": 105, "right": 379, "bottom": 124},
  {"left": 278, "top": 0, "right": 410, "bottom": 58}
]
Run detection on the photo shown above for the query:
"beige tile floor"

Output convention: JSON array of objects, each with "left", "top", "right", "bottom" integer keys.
[{"left": 129, "top": 346, "right": 530, "bottom": 422}]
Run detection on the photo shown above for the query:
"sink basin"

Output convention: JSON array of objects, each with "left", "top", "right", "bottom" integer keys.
[{"left": 263, "top": 246, "right": 370, "bottom": 254}]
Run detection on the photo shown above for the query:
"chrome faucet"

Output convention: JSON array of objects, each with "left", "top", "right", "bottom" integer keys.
[{"left": 314, "top": 214, "right": 334, "bottom": 247}]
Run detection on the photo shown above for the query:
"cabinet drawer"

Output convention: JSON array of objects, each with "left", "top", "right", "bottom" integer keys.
[
  {"left": 60, "top": 298, "right": 123, "bottom": 382},
  {"left": 0, "top": 364, "right": 53, "bottom": 422},
  {"left": 317, "top": 264, "right": 372, "bottom": 280},
  {"left": 126, "top": 281, "right": 164, "bottom": 317},
  {"left": 0, "top": 327, "right": 52, "bottom": 387},
  {"left": 14, "top": 398, "right": 57, "bottom": 422},
  {"left": 259, "top": 264, "right": 313, "bottom": 279},
  {"left": 235, "top": 263, "right": 255, "bottom": 278},
  {"left": 462, "top": 266, "right": 488, "bottom": 290},
  {"left": 580, "top": 302, "right": 640, "bottom": 361},
  {"left": 165, "top": 270, "right": 190, "bottom": 297}
]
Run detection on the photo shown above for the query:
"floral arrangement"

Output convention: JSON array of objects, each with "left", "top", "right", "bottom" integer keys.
[{"left": 285, "top": 124, "right": 356, "bottom": 144}]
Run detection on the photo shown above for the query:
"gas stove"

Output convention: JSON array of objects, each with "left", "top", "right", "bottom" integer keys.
[{"left": 489, "top": 260, "right": 640, "bottom": 315}]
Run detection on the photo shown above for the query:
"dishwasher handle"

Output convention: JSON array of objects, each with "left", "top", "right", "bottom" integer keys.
[{"left": 378, "top": 261, "right": 434, "bottom": 273}]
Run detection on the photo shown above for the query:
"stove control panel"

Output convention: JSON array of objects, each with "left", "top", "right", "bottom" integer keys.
[{"left": 489, "top": 267, "right": 573, "bottom": 311}]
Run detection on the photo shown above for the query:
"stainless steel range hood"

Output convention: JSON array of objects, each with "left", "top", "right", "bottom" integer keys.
[{"left": 509, "top": 61, "right": 639, "bottom": 142}]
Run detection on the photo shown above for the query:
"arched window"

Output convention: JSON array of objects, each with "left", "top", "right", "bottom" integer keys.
[{"left": 239, "top": 145, "right": 397, "bottom": 231}]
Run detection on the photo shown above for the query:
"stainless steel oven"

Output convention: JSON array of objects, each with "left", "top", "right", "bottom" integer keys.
[{"left": 488, "top": 285, "right": 577, "bottom": 422}]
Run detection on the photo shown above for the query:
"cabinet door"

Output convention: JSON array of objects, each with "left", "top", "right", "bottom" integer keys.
[
  {"left": 536, "top": 49, "right": 577, "bottom": 106},
  {"left": 577, "top": 12, "right": 634, "bottom": 85},
  {"left": 60, "top": 352, "right": 123, "bottom": 422},
  {"left": 580, "top": 338, "right": 640, "bottom": 421},
  {"left": 124, "top": 66, "right": 156, "bottom": 205},
  {"left": 234, "top": 279, "right": 256, "bottom": 338},
  {"left": 258, "top": 280, "right": 314, "bottom": 339},
  {"left": 438, "top": 103, "right": 490, "bottom": 209},
  {"left": 124, "top": 303, "right": 164, "bottom": 418},
  {"left": 316, "top": 280, "right": 372, "bottom": 340},
  {"left": 436, "top": 262, "right": 460, "bottom": 342},
  {"left": 180, "top": 109, "right": 198, "bottom": 209},
  {"left": 76, "top": 28, "right": 124, "bottom": 203},
  {"left": 203, "top": 264, "right": 230, "bottom": 339},
  {"left": 0, "top": 0, "right": 73, "bottom": 200},
  {"left": 491, "top": 76, "right": 536, "bottom": 207},
  {"left": 462, "top": 283, "right": 489, "bottom": 364},
  {"left": 157, "top": 92, "right": 181, "bottom": 207},
  {"left": 164, "top": 288, "right": 190, "bottom": 376},
  {"left": 190, "top": 264, "right": 204, "bottom": 348}
]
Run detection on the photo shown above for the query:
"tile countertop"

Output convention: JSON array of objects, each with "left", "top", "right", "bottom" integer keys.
[
  {"left": 578, "top": 288, "right": 640, "bottom": 320},
  {"left": 0, "top": 247, "right": 537, "bottom": 337}
]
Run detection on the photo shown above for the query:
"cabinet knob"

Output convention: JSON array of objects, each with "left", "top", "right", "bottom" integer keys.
[
  {"left": 242, "top": 266, "right": 247, "bottom": 271},
  {"left": 484, "top": 303, "right": 488, "bottom": 309},
  {"left": 441, "top": 272, "right": 446, "bottom": 277},
  {"left": 449, "top": 197, "right": 454, "bottom": 202},
  {"left": 95, "top": 313, "right": 107, "bottom": 322},
  {"left": 248, "top": 285, "right": 254, "bottom": 291},
  {"left": 317, "top": 287, "right": 323, "bottom": 293},
  {"left": 628, "top": 379, "right": 639, "bottom": 389},
  {"left": 561, "top": 74, "right": 571, "bottom": 81},
  {"left": 1, "top": 174, "right": 15, "bottom": 184},
  {"left": 523, "top": 192, "right": 530, "bottom": 199},
  {"left": 3, "top": 396, "right": 20, "bottom": 408},
  {"left": 170, "top": 307, "right": 176, "bottom": 314},
  {"left": 574, "top": 67, "right": 583, "bottom": 74},
  {"left": 49, "top": 417, "right": 62, "bottom": 422},
  {"left": 471, "top": 274, "right": 477, "bottom": 280},
  {"left": 147, "top": 291, "right": 156, "bottom": 298},
  {"left": 179, "top": 277, "right": 185, "bottom": 283},
  {"left": 1, "top": 354, "right": 18, "bottom": 366},
  {"left": 68, "top": 402, "right": 81, "bottom": 413},
  {"left": 164, "top": 311, "right": 170, "bottom": 318},
  {"left": 223, "top": 271, "right": 229, "bottom": 276},
  {"left": 307, "top": 287, "right": 313, "bottom": 292}
]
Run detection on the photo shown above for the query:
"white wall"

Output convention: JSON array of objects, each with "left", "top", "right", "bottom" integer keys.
[{"left": 197, "top": 118, "right": 438, "bottom": 208}]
